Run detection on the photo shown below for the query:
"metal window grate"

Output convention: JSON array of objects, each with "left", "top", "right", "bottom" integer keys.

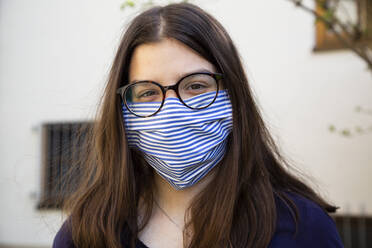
[
  {"left": 37, "top": 121, "right": 92, "bottom": 209},
  {"left": 332, "top": 215, "right": 372, "bottom": 248}
]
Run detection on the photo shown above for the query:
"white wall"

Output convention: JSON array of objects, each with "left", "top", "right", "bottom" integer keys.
[{"left": 0, "top": 0, "right": 371, "bottom": 246}]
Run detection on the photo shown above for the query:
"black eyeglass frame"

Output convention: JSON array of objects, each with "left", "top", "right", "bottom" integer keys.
[{"left": 116, "top": 72, "right": 223, "bottom": 118}]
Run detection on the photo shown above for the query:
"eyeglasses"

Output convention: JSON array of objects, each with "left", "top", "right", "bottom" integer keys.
[{"left": 116, "top": 72, "right": 223, "bottom": 117}]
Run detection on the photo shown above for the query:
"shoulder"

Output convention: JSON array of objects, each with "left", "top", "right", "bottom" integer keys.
[
  {"left": 52, "top": 218, "right": 146, "bottom": 248},
  {"left": 52, "top": 218, "right": 76, "bottom": 248},
  {"left": 269, "top": 191, "right": 344, "bottom": 248}
]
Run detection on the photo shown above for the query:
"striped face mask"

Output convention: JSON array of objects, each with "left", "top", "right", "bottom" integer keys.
[{"left": 122, "top": 90, "right": 233, "bottom": 190}]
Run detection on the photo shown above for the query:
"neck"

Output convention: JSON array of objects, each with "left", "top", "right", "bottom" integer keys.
[{"left": 153, "top": 168, "right": 217, "bottom": 224}]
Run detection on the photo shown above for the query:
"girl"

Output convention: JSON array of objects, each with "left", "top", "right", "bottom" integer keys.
[{"left": 53, "top": 3, "right": 344, "bottom": 248}]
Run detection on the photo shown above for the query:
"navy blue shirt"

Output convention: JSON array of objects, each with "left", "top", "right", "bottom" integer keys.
[{"left": 53, "top": 192, "right": 344, "bottom": 247}]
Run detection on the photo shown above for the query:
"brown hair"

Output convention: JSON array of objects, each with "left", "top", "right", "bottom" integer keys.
[{"left": 62, "top": 3, "right": 337, "bottom": 248}]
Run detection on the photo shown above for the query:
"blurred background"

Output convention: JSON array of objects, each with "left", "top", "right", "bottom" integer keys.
[{"left": 0, "top": 0, "right": 371, "bottom": 247}]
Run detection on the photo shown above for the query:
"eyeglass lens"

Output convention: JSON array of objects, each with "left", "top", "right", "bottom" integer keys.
[{"left": 125, "top": 73, "right": 218, "bottom": 117}]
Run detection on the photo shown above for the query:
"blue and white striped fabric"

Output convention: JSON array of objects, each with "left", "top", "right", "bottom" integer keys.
[{"left": 122, "top": 90, "right": 233, "bottom": 190}]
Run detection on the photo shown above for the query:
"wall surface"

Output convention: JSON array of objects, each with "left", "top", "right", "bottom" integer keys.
[{"left": 0, "top": 0, "right": 371, "bottom": 246}]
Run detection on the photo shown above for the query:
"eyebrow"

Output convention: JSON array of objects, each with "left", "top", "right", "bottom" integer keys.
[{"left": 129, "top": 68, "right": 215, "bottom": 84}]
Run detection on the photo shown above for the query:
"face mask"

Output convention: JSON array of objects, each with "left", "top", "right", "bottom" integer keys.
[{"left": 122, "top": 90, "right": 233, "bottom": 190}]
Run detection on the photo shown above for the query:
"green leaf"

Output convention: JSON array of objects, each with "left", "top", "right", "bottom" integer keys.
[
  {"left": 315, "top": 17, "right": 322, "bottom": 24},
  {"left": 341, "top": 129, "right": 351, "bottom": 137},
  {"left": 127, "top": 0, "right": 135, "bottom": 7},
  {"left": 355, "top": 126, "right": 363, "bottom": 133},
  {"left": 120, "top": 0, "right": 136, "bottom": 10},
  {"left": 329, "top": 125, "right": 336, "bottom": 132},
  {"left": 323, "top": 9, "right": 334, "bottom": 23}
]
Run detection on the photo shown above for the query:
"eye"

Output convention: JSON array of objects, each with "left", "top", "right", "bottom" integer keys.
[
  {"left": 138, "top": 90, "right": 157, "bottom": 98},
  {"left": 189, "top": 83, "right": 205, "bottom": 90},
  {"left": 186, "top": 82, "right": 208, "bottom": 91}
]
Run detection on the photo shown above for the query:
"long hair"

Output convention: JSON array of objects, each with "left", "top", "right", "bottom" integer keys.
[{"left": 62, "top": 3, "right": 337, "bottom": 248}]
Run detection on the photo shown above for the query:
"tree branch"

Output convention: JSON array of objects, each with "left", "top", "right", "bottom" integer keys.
[{"left": 288, "top": 0, "right": 372, "bottom": 73}]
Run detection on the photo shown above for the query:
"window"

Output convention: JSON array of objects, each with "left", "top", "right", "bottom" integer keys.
[
  {"left": 314, "top": 0, "right": 372, "bottom": 51},
  {"left": 37, "top": 122, "right": 92, "bottom": 209},
  {"left": 332, "top": 214, "right": 372, "bottom": 247}
]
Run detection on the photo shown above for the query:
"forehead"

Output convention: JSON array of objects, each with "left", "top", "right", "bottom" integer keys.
[{"left": 128, "top": 38, "right": 216, "bottom": 83}]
